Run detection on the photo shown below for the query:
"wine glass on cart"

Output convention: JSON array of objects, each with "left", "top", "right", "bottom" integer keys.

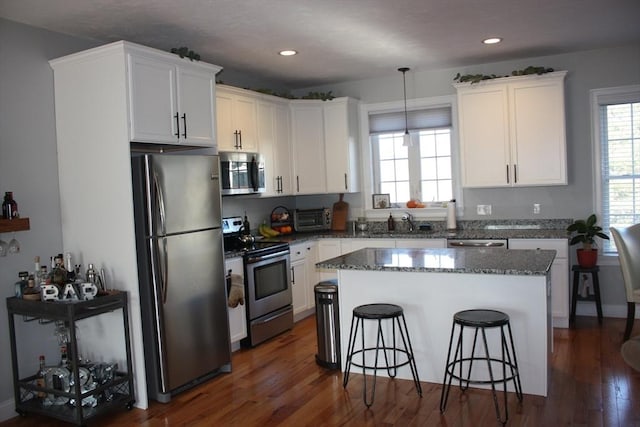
[
  {"left": 0, "top": 236, "right": 8, "bottom": 257},
  {"left": 8, "top": 233, "right": 20, "bottom": 254}
]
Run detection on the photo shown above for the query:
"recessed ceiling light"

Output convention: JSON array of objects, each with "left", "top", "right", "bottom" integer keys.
[
  {"left": 483, "top": 37, "right": 503, "bottom": 45},
  {"left": 279, "top": 50, "right": 297, "bottom": 56}
]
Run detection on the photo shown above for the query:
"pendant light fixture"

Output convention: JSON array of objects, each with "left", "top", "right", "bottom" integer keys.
[{"left": 398, "top": 67, "right": 411, "bottom": 147}]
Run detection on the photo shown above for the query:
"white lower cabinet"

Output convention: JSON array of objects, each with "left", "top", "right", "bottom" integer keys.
[
  {"left": 290, "top": 242, "right": 318, "bottom": 320},
  {"left": 317, "top": 239, "right": 342, "bottom": 282},
  {"left": 225, "top": 257, "right": 247, "bottom": 347},
  {"left": 509, "top": 239, "right": 569, "bottom": 328}
]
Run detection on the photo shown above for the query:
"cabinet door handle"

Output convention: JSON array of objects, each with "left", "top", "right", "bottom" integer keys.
[
  {"left": 506, "top": 165, "right": 510, "bottom": 184},
  {"left": 181, "top": 113, "right": 187, "bottom": 138},
  {"left": 290, "top": 266, "right": 295, "bottom": 284},
  {"left": 514, "top": 164, "right": 517, "bottom": 183},
  {"left": 238, "top": 130, "right": 242, "bottom": 149},
  {"left": 174, "top": 113, "right": 180, "bottom": 139},
  {"left": 234, "top": 130, "right": 239, "bottom": 149},
  {"left": 344, "top": 173, "right": 348, "bottom": 190},
  {"left": 296, "top": 176, "right": 300, "bottom": 192}
]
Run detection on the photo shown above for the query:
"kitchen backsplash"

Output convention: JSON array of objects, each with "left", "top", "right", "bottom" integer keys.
[
  {"left": 354, "top": 218, "right": 573, "bottom": 234},
  {"left": 222, "top": 193, "right": 572, "bottom": 235}
]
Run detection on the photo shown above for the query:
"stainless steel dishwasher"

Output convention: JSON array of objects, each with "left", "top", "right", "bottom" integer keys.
[{"left": 447, "top": 239, "right": 508, "bottom": 248}]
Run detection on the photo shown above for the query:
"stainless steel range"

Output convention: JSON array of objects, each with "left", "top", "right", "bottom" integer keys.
[{"left": 223, "top": 217, "right": 293, "bottom": 347}]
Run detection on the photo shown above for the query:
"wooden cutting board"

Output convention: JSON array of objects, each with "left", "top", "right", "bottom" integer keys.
[{"left": 331, "top": 193, "right": 349, "bottom": 231}]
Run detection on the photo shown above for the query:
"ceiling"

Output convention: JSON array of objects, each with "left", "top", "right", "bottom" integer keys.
[{"left": 2, "top": 0, "right": 639, "bottom": 89}]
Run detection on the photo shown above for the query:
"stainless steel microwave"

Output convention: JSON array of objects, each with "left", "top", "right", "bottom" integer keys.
[{"left": 219, "top": 151, "right": 265, "bottom": 195}]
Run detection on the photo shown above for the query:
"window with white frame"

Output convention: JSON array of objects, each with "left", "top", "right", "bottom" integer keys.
[
  {"left": 372, "top": 129, "right": 452, "bottom": 204},
  {"left": 592, "top": 85, "right": 640, "bottom": 254},
  {"left": 369, "top": 105, "right": 454, "bottom": 208}
]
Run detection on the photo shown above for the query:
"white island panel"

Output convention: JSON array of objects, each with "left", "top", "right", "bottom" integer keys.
[{"left": 336, "top": 265, "right": 551, "bottom": 396}]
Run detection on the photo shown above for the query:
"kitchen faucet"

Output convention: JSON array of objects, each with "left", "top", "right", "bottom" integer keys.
[{"left": 402, "top": 212, "right": 415, "bottom": 232}]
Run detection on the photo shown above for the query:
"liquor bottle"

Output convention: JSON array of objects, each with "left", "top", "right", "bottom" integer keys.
[
  {"left": 64, "top": 253, "right": 75, "bottom": 282},
  {"left": 86, "top": 263, "right": 97, "bottom": 285},
  {"left": 38, "top": 265, "right": 49, "bottom": 285},
  {"left": 14, "top": 271, "right": 28, "bottom": 298},
  {"left": 59, "top": 345, "right": 69, "bottom": 369},
  {"left": 36, "top": 355, "right": 47, "bottom": 398},
  {"left": 243, "top": 212, "right": 251, "bottom": 235},
  {"left": 2, "top": 191, "right": 18, "bottom": 219},
  {"left": 51, "top": 253, "right": 67, "bottom": 285},
  {"left": 387, "top": 213, "right": 395, "bottom": 231}
]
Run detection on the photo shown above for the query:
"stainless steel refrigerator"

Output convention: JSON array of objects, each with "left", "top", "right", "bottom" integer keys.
[{"left": 131, "top": 153, "right": 231, "bottom": 403}]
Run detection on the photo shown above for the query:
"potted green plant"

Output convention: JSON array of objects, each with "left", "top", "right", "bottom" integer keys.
[{"left": 566, "top": 214, "right": 610, "bottom": 268}]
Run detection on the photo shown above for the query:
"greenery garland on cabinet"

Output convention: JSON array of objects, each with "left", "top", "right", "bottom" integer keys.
[{"left": 454, "top": 66, "right": 555, "bottom": 84}]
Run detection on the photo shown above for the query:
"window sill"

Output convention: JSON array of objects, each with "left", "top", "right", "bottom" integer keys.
[
  {"left": 597, "top": 252, "right": 620, "bottom": 267},
  {"left": 365, "top": 207, "right": 447, "bottom": 220}
]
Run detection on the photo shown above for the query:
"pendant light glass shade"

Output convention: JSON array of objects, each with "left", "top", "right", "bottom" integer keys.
[{"left": 398, "top": 67, "right": 411, "bottom": 147}]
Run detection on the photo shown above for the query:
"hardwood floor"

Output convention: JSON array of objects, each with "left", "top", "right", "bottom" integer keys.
[{"left": 2, "top": 315, "right": 639, "bottom": 426}]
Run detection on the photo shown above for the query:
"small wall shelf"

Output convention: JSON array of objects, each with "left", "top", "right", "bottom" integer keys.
[{"left": 0, "top": 218, "right": 30, "bottom": 233}]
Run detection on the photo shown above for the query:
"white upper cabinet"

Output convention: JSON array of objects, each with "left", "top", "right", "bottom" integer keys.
[
  {"left": 324, "top": 98, "right": 360, "bottom": 193},
  {"left": 291, "top": 101, "right": 327, "bottom": 194},
  {"left": 455, "top": 71, "right": 567, "bottom": 187},
  {"left": 216, "top": 85, "right": 258, "bottom": 152},
  {"left": 128, "top": 48, "right": 219, "bottom": 146},
  {"left": 290, "top": 97, "right": 360, "bottom": 195},
  {"left": 258, "top": 99, "right": 293, "bottom": 196}
]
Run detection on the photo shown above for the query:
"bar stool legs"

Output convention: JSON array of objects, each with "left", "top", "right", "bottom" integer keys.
[
  {"left": 343, "top": 303, "right": 422, "bottom": 407},
  {"left": 440, "top": 309, "right": 523, "bottom": 425}
]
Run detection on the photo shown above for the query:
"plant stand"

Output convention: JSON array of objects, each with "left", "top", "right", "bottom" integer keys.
[{"left": 570, "top": 265, "right": 603, "bottom": 325}]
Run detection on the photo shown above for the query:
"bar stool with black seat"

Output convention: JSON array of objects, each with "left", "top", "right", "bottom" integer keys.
[
  {"left": 440, "top": 309, "right": 523, "bottom": 425},
  {"left": 342, "top": 303, "right": 422, "bottom": 407}
]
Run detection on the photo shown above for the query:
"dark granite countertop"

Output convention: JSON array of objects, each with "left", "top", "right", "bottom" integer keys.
[
  {"left": 225, "top": 219, "right": 571, "bottom": 259},
  {"left": 315, "top": 247, "right": 556, "bottom": 275},
  {"left": 292, "top": 228, "right": 569, "bottom": 240}
]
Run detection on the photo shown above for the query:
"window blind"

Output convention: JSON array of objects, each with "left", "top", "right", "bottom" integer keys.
[
  {"left": 600, "top": 101, "right": 640, "bottom": 253},
  {"left": 369, "top": 107, "right": 451, "bottom": 134}
]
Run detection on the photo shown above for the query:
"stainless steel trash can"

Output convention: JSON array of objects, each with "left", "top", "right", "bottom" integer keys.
[{"left": 315, "top": 280, "right": 340, "bottom": 369}]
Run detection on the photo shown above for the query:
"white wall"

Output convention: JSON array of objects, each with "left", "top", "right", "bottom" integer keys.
[{"left": 0, "top": 18, "right": 99, "bottom": 419}]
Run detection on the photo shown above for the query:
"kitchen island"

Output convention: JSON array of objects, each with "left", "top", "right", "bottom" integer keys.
[{"left": 316, "top": 246, "right": 556, "bottom": 397}]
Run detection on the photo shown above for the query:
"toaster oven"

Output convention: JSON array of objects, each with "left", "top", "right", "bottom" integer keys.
[{"left": 293, "top": 208, "right": 332, "bottom": 232}]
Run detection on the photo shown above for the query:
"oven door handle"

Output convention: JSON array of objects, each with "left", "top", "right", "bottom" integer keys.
[
  {"left": 245, "top": 250, "right": 289, "bottom": 264},
  {"left": 252, "top": 306, "right": 292, "bottom": 325}
]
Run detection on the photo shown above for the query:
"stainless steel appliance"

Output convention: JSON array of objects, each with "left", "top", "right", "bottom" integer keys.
[
  {"left": 223, "top": 217, "right": 293, "bottom": 347},
  {"left": 447, "top": 239, "right": 508, "bottom": 248},
  {"left": 219, "top": 151, "right": 265, "bottom": 195},
  {"left": 294, "top": 208, "right": 332, "bottom": 232},
  {"left": 131, "top": 154, "right": 231, "bottom": 403}
]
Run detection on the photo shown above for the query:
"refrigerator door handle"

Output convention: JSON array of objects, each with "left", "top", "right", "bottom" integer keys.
[
  {"left": 153, "top": 171, "right": 167, "bottom": 236},
  {"left": 149, "top": 236, "right": 169, "bottom": 392},
  {"left": 159, "top": 236, "right": 169, "bottom": 303}
]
